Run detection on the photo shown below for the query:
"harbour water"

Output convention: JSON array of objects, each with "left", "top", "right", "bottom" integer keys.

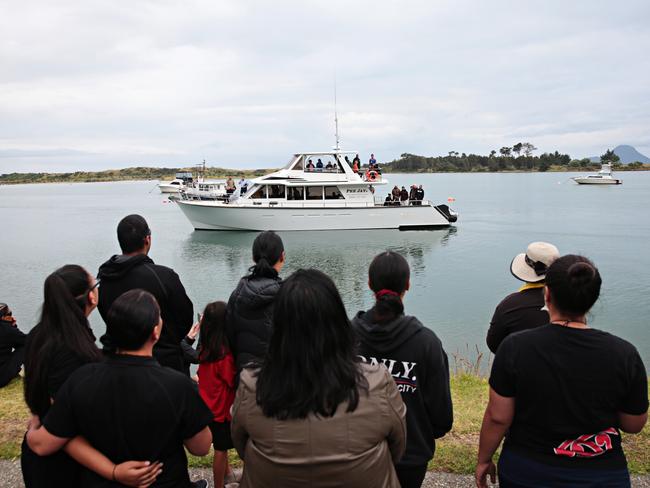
[{"left": 1, "top": 171, "right": 649, "bottom": 369}]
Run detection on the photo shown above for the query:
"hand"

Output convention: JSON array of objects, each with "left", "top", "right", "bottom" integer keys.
[
  {"left": 114, "top": 461, "right": 163, "bottom": 488},
  {"left": 475, "top": 460, "right": 496, "bottom": 487},
  {"left": 187, "top": 321, "right": 201, "bottom": 340},
  {"left": 27, "top": 414, "right": 41, "bottom": 431}
]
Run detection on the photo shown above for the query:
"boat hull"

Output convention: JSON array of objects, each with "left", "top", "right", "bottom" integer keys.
[
  {"left": 572, "top": 178, "right": 622, "bottom": 185},
  {"left": 159, "top": 184, "right": 182, "bottom": 193},
  {"left": 175, "top": 200, "right": 454, "bottom": 231}
]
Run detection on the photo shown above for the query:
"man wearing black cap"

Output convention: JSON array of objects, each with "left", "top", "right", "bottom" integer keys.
[{"left": 486, "top": 242, "right": 560, "bottom": 354}]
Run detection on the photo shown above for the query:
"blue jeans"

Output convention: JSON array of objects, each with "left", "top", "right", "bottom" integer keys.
[{"left": 498, "top": 447, "right": 631, "bottom": 488}]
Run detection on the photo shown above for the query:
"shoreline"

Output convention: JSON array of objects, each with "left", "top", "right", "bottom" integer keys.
[{"left": 1, "top": 166, "right": 648, "bottom": 186}]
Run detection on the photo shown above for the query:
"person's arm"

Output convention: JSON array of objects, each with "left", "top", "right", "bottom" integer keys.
[
  {"left": 231, "top": 378, "right": 250, "bottom": 459},
  {"left": 476, "top": 388, "right": 515, "bottom": 488},
  {"left": 168, "top": 270, "right": 194, "bottom": 338},
  {"left": 486, "top": 305, "right": 506, "bottom": 354},
  {"left": 619, "top": 412, "right": 648, "bottom": 433},
  {"left": 26, "top": 417, "right": 70, "bottom": 456},
  {"left": 383, "top": 370, "right": 407, "bottom": 463},
  {"left": 181, "top": 335, "right": 200, "bottom": 364},
  {"left": 422, "top": 335, "right": 454, "bottom": 438},
  {"left": 65, "top": 437, "right": 162, "bottom": 487},
  {"left": 6, "top": 323, "right": 27, "bottom": 347},
  {"left": 618, "top": 349, "right": 649, "bottom": 434},
  {"left": 183, "top": 426, "right": 212, "bottom": 456}
]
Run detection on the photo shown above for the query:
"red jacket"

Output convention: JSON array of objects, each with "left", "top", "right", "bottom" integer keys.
[{"left": 198, "top": 351, "right": 236, "bottom": 422}]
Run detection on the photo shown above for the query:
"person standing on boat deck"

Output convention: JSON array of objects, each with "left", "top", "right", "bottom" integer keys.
[
  {"left": 238, "top": 178, "right": 248, "bottom": 195},
  {"left": 392, "top": 185, "right": 401, "bottom": 201},
  {"left": 400, "top": 186, "right": 409, "bottom": 205},
  {"left": 0, "top": 303, "right": 26, "bottom": 388},
  {"left": 226, "top": 231, "right": 285, "bottom": 375},
  {"left": 369, "top": 153, "right": 377, "bottom": 167},
  {"left": 415, "top": 185, "right": 424, "bottom": 205},
  {"left": 486, "top": 242, "right": 560, "bottom": 354},
  {"left": 306, "top": 159, "right": 315, "bottom": 171},
  {"left": 226, "top": 177, "right": 236, "bottom": 194},
  {"left": 352, "top": 251, "right": 453, "bottom": 488},
  {"left": 97, "top": 214, "right": 194, "bottom": 374},
  {"left": 384, "top": 194, "right": 393, "bottom": 206},
  {"left": 325, "top": 161, "right": 333, "bottom": 171},
  {"left": 409, "top": 186, "right": 417, "bottom": 206},
  {"left": 316, "top": 159, "right": 324, "bottom": 170}
]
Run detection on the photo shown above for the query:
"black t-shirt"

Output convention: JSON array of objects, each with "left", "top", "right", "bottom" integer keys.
[
  {"left": 486, "top": 287, "right": 548, "bottom": 354},
  {"left": 0, "top": 321, "right": 26, "bottom": 367},
  {"left": 490, "top": 324, "right": 648, "bottom": 469},
  {"left": 43, "top": 355, "right": 213, "bottom": 488}
]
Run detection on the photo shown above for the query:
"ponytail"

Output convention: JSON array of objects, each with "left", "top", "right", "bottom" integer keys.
[
  {"left": 368, "top": 252, "right": 410, "bottom": 324},
  {"left": 248, "top": 231, "right": 284, "bottom": 279},
  {"left": 24, "top": 265, "right": 101, "bottom": 416}
]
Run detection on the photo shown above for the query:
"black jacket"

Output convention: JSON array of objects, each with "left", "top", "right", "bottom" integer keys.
[
  {"left": 97, "top": 254, "right": 193, "bottom": 373},
  {"left": 352, "top": 310, "right": 453, "bottom": 467},
  {"left": 226, "top": 275, "right": 281, "bottom": 373},
  {"left": 486, "top": 287, "right": 548, "bottom": 354}
]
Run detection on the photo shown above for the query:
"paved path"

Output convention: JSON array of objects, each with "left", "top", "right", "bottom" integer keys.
[{"left": 3, "top": 459, "right": 650, "bottom": 487}]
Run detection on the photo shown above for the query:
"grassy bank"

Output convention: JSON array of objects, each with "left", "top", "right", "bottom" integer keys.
[{"left": 2, "top": 375, "right": 649, "bottom": 474}]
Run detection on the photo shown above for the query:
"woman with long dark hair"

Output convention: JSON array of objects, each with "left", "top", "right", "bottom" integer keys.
[
  {"left": 226, "top": 230, "right": 284, "bottom": 373},
  {"left": 22, "top": 265, "right": 160, "bottom": 487},
  {"left": 231, "top": 269, "right": 406, "bottom": 487},
  {"left": 476, "top": 255, "right": 648, "bottom": 487},
  {"left": 352, "top": 251, "right": 453, "bottom": 488}
]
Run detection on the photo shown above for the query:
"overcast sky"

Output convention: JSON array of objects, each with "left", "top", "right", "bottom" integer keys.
[{"left": 1, "top": 0, "right": 649, "bottom": 172}]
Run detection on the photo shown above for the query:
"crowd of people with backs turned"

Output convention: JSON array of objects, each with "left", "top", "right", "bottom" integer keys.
[{"left": 0, "top": 215, "right": 646, "bottom": 488}]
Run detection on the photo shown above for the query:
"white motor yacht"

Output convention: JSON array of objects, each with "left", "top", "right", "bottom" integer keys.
[
  {"left": 572, "top": 164, "right": 622, "bottom": 185},
  {"left": 174, "top": 151, "right": 458, "bottom": 231},
  {"left": 158, "top": 172, "right": 194, "bottom": 193}
]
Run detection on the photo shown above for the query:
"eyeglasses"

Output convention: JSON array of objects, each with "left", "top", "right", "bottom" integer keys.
[{"left": 75, "top": 279, "right": 100, "bottom": 301}]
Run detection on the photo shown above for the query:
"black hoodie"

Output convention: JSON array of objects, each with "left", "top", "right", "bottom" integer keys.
[
  {"left": 97, "top": 254, "right": 194, "bottom": 373},
  {"left": 226, "top": 275, "right": 281, "bottom": 373},
  {"left": 352, "top": 309, "right": 453, "bottom": 467}
]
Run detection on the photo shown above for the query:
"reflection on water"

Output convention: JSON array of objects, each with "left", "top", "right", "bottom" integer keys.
[{"left": 181, "top": 228, "right": 457, "bottom": 315}]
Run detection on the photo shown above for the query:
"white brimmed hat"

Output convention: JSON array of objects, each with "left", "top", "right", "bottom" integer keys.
[{"left": 510, "top": 242, "right": 560, "bottom": 283}]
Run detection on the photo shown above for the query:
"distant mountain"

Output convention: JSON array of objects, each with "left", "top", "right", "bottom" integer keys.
[{"left": 589, "top": 145, "right": 650, "bottom": 164}]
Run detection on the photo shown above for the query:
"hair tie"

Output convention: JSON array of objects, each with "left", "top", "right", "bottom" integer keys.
[{"left": 375, "top": 289, "right": 399, "bottom": 299}]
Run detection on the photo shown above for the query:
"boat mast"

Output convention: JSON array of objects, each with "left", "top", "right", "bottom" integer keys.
[{"left": 334, "top": 80, "right": 341, "bottom": 151}]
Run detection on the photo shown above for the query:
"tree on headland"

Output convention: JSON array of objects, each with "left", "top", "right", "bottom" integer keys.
[
  {"left": 600, "top": 149, "right": 620, "bottom": 163},
  {"left": 522, "top": 142, "right": 537, "bottom": 157},
  {"left": 512, "top": 142, "right": 523, "bottom": 158},
  {"left": 499, "top": 147, "right": 512, "bottom": 158}
]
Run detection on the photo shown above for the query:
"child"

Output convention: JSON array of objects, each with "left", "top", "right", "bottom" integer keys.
[{"left": 196, "top": 301, "right": 238, "bottom": 488}]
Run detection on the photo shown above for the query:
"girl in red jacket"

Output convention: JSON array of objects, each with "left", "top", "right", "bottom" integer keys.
[{"left": 197, "top": 301, "right": 238, "bottom": 488}]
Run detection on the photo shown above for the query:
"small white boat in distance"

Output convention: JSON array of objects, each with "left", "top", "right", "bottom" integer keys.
[
  {"left": 572, "top": 163, "right": 622, "bottom": 185},
  {"left": 159, "top": 172, "right": 194, "bottom": 193},
  {"left": 174, "top": 150, "right": 458, "bottom": 231}
]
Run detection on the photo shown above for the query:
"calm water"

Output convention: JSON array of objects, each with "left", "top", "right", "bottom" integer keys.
[{"left": 1, "top": 172, "right": 649, "bottom": 369}]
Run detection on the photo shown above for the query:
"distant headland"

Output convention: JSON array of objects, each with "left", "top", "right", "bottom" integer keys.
[{"left": 1, "top": 144, "right": 648, "bottom": 185}]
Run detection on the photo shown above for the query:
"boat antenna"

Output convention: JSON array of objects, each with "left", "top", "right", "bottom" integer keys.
[{"left": 334, "top": 78, "right": 341, "bottom": 151}]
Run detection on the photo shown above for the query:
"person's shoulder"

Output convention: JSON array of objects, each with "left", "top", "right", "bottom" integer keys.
[
  {"left": 360, "top": 362, "right": 390, "bottom": 391},
  {"left": 588, "top": 329, "right": 640, "bottom": 356}
]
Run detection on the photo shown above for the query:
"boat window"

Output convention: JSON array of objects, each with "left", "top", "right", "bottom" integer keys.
[
  {"left": 268, "top": 184, "right": 286, "bottom": 199},
  {"left": 171, "top": 181, "right": 180, "bottom": 185},
  {"left": 287, "top": 186, "right": 304, "bottom": 200},
  {"left": 306, "top": 186, "right": 323, "bottom": 200},
  {"left": 292, "top": 156, "right": 304, "bottom": 171},
  {"left": 250, "top": 185, "right": 267, "bottom": 199},
  {"left": 324, "top": 186, "right": 344, "bottom": 199}
]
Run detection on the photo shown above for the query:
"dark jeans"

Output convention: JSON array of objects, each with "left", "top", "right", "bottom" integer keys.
[
  {"left": 498, "top": 447, "right": 631, "bottom": 488},
  {"left": 396, "top": 464, "right": 427, "bottom": 488},
  {"left": 0, "top": 346, "right": 24, "bottom": 387}
]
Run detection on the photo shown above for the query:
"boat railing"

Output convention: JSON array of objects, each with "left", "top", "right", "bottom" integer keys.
[{"left": 210, "top": 199, "right": 435, "bottom": 208}]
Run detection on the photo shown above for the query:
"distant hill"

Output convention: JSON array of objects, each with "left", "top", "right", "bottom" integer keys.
[{"left": 589, "top": 145, "right": 650, "bottom": 164}]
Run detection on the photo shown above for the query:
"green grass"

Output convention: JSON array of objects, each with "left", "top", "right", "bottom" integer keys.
[{"left": 3, "top": 375, "right": 650, "bottom": 475}]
